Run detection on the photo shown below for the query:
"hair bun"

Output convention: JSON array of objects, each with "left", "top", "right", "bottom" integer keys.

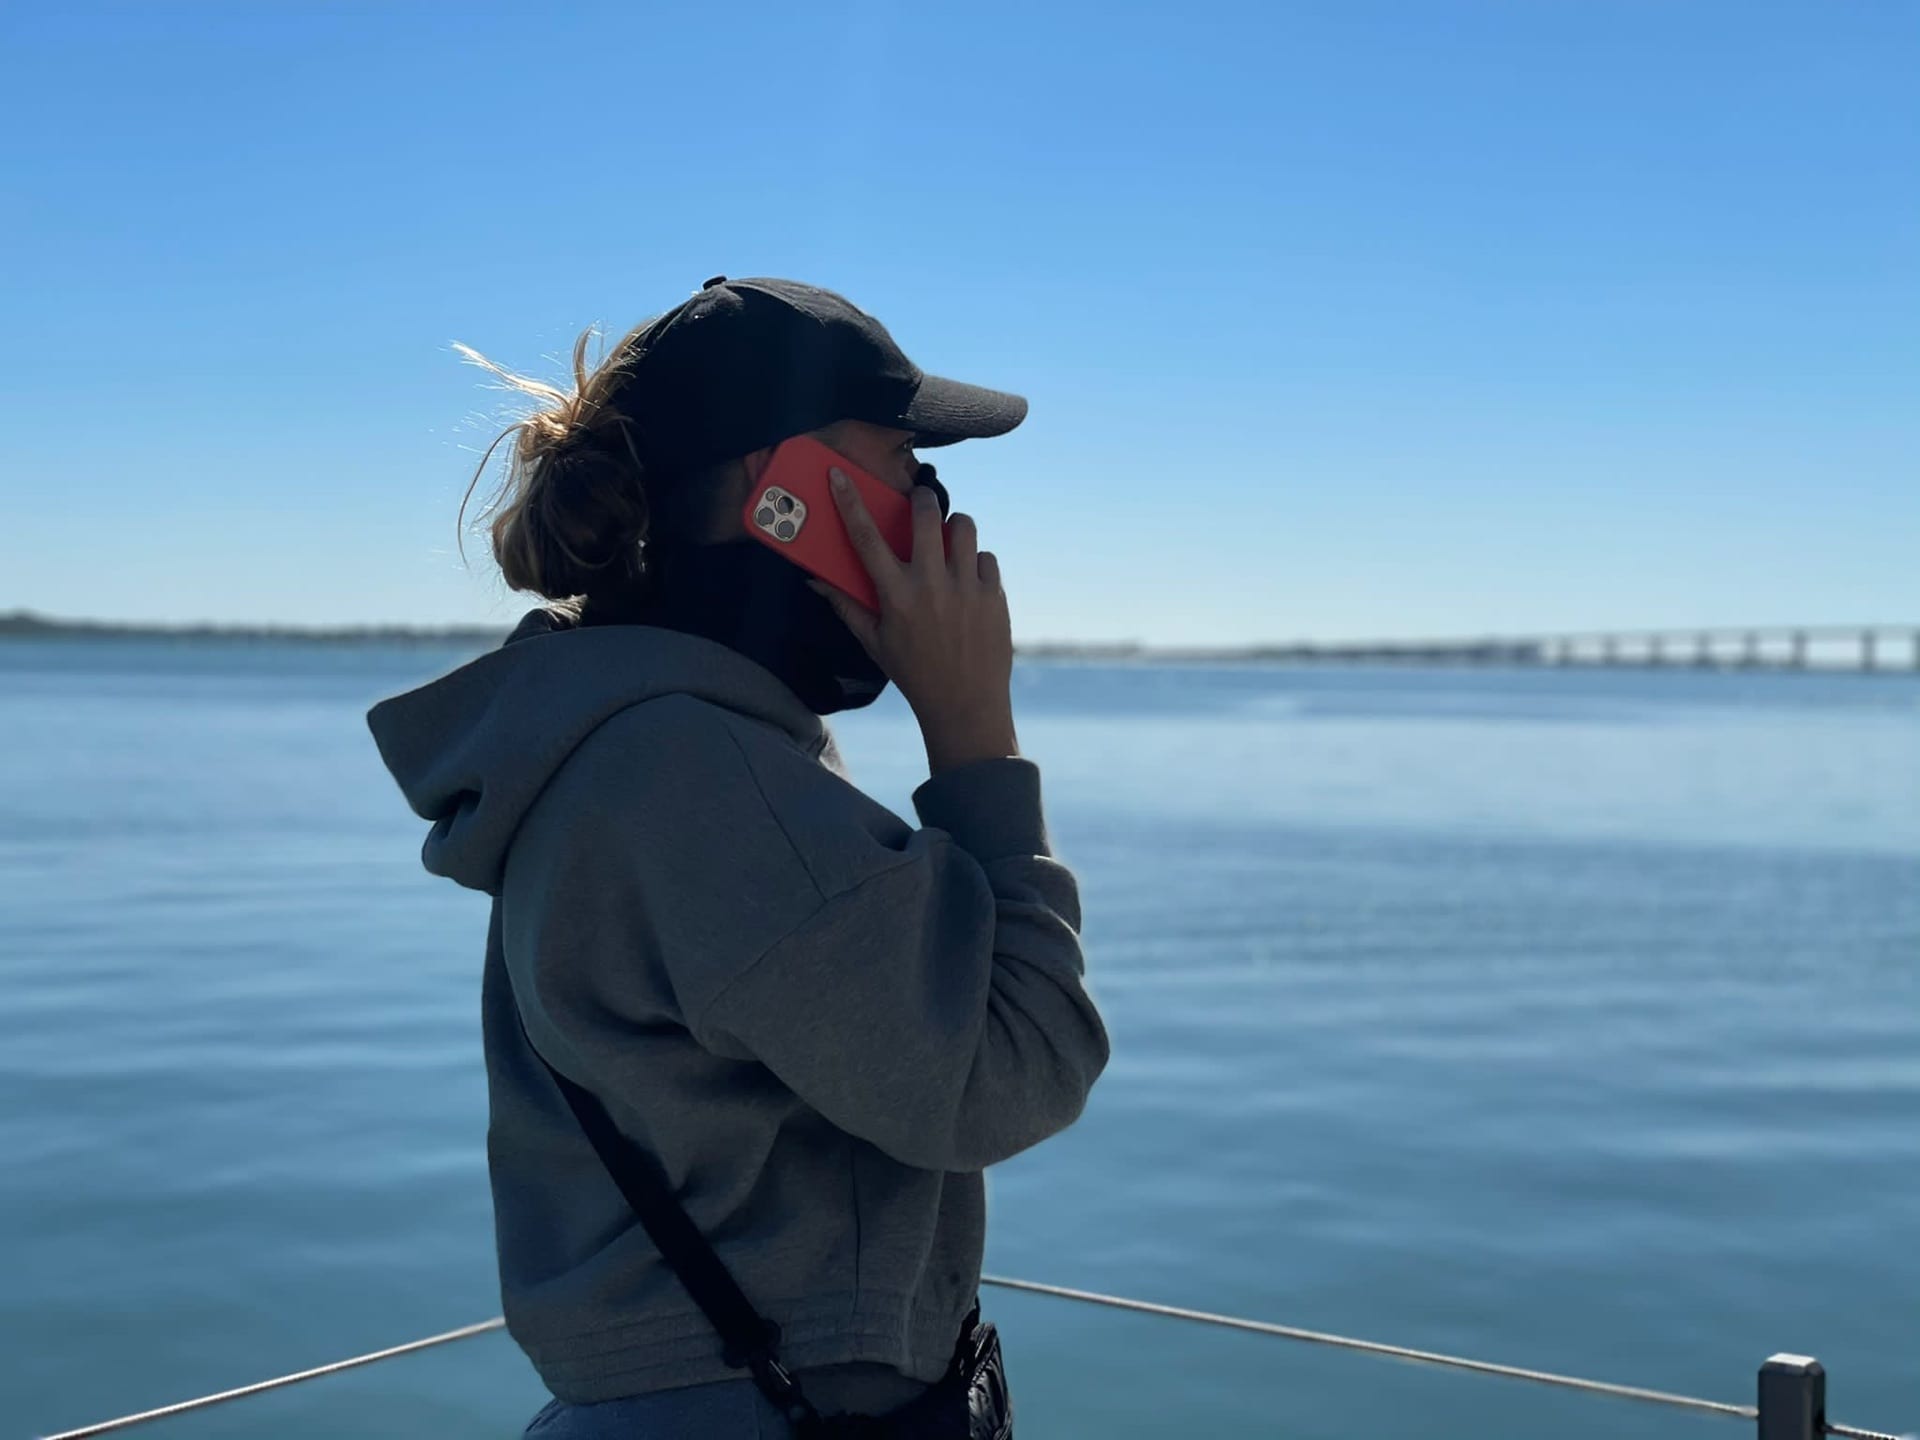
[
  {"left": 532, "top": 439, "right": 651, "bottom": 595},
  {"left": 455, "top": 322, "right": 699, "bottom": 617}
]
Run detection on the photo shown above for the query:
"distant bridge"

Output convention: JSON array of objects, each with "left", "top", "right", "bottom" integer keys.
[
  {"left": 1136, "top": 625, "right": 1920, "bottom": 672},
  {"left": 1256, "top": 625, "right": 1920, "bottom": 671}
]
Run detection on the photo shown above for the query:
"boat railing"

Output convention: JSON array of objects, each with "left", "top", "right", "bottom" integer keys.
[{"left": 36, "top": 1273, "right": 1909, "bottom": 1440}]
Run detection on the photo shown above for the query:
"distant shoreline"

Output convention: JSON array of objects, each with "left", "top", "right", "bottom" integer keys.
[
  {"left": 0, "top": 608, "right": 1177, "bottom": 660},
  {"left": 0, "top": 610, "right": 512, "bottom": 647},
  {"left": 5, "top": 610, "right": 1909, "bottom": 672},
  {"left": 0, "top": 610, "right": 1532, "bottom": 665}
]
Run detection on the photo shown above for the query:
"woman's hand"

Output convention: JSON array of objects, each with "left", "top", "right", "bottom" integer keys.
[{"left": 808, "top": 472, "right": 1019, "bottom": 772}]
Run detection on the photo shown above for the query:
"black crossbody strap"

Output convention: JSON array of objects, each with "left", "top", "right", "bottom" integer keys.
[{"left": 503, "top": 982, "right": 822, "bottom": 1429}]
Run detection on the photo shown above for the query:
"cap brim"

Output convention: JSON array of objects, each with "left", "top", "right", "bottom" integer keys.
[{"left": 899, "top": 374, "right": 1028, "bottom": 448}]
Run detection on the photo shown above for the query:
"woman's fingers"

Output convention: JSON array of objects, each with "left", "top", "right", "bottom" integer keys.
[
  {"left": 908, "top": 484, "right": 946, "bottom": 571},
  {"left": 812, "top": 481, "right": 1015, "bottom": 740},
  {"left": 828, "top": 467, "right": 903, "bottom": 607},
  {"left": 945, "top": 511, "right": 979, "bottom": 580}
]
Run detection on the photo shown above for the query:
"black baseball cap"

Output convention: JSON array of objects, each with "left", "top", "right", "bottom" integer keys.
[{"left": 607, "top": 275, "right": 1028, "bottom": 475}]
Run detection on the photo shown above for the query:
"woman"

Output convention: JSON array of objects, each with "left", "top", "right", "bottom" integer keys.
[{"left": 366, "top": 276, "right": 1112, "bottom": 1438}]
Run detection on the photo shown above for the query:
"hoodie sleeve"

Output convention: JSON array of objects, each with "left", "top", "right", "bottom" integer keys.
[{"left": 685, "top": 743, "right": 1112, "bottom": 1175}]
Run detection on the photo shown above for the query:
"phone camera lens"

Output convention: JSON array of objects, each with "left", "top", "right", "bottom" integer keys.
[
  {"left": 776, "top": 495, "right": 794, "bottom": 515},
  {"left": 775, "top": 520, "right": 796, "bottom": 540},
  {"left": 756, "top": 507, "right": 775, "bottom": 528}
]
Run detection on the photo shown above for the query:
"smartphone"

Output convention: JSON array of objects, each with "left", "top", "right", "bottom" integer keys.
[{"left": 740, "top": 434, "right": 950, "bottom": 613}]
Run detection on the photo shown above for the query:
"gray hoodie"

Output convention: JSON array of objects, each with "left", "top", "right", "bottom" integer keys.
[{"left": 365, "top": 607, "right": 1110, "bottom": 1406}]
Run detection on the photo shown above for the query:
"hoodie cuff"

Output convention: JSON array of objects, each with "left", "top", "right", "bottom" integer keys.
[{"left": 910, "top": 757, "right": 1052, "bottom": 863}]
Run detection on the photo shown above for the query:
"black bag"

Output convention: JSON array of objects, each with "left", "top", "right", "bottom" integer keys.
[{"left": 509, "top": 996, "right": 1013, "bottom": 1439}]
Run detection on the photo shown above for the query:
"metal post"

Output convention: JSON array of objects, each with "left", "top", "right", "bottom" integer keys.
[
  {"left": 1744, "top": 632, "right": 1761, "bottom": 668},
  {"left": 1758, "top": 1354, "right": 1825, "bottom": 1440},
  {"left": 1649, "top": 635, "right": 1665, "bottom": 666},
  {"left": 1602, "top": 635, "right": 1616, "bottom": 665},
  {"left": 1695, "top": 632, "right": 1712, "bottom": 667},
  {"left": 1862, "top": 631, "right": 1876, "bottom": 671},
  {"left": 1789, "top": 631, "right": 1806, "bottom": 668},
  {"left": 1912, "top": 630, "right": 1920, "bottom": 671}
]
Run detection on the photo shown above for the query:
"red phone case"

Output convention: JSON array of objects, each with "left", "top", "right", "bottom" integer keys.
[{"left": 741, "top": 434, "right": 949, "bottom": 613}]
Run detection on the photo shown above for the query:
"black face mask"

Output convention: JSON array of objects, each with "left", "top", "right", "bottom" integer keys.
[{"left": 593, "top": 463, "right": 948, "bottom": 718}]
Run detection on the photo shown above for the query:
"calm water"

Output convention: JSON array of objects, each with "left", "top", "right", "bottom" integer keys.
[{"left": 2, "top": 638, "right": 1916, "bottom": 1439}]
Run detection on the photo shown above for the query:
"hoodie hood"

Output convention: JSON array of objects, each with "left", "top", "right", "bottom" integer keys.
[{"left": 365, "top": 607, "right": 829, "bottom": 896}]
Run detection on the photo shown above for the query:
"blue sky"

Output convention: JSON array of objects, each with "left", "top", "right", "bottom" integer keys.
[{"left": 2, "top": 1, "right": 1914, "bottom": 646}]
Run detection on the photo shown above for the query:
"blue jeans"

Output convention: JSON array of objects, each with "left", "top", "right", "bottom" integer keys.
[{"left": 522, "top": 1375, "right": 793, "bottom": 1439}]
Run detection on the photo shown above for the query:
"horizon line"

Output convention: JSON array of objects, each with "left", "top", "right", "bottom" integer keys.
[{"left": 3, "top": 609, "right": 1915, "bottom": 655}]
